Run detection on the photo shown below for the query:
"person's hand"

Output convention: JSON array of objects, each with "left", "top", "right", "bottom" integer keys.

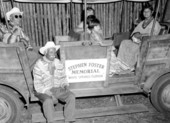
[
  {"left": 12, "top": 26, "right": 22, "bottom": 36},
  {"left": 141, "top": 33, "right": 149, "bottom": 37},
  {"left": 132, "top": 32, "right": 141, "bottom": 39},
  {"left": 132, "top": 36, "right": 141, "bottom": 44},
  {"left": 0, "top": 24, "right": 8, "bottom": 33},
  {"left": 131, "top": 32, "right": 142, "bottom": 44},
  {"left": 63, "top": 85, "right": 69, "bottom": 92},
  {"left": 44, "top": 89, "right": 52, "bottom": 96},
  {"left": 27, "top": 45, "right": 33, "bottom": 51},
  {"left": 51, "top": 95, "right": 58, "bottom": 103}
]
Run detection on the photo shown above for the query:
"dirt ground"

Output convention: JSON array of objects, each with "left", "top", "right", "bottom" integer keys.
[
  {"left": 28, "top": 94, "right": 170, "bottom": 123},
  {"left": 74, "top": 94, "right": 170, "bottom": 123}
]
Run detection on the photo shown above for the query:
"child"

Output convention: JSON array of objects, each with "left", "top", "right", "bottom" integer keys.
[{"left": 87, "top": 17, "right": 104, "bottom": 44}]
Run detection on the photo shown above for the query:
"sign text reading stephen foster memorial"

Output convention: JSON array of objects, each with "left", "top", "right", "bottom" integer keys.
[{"left": 65, "top": 59, "right": 107, "bottom": 83}]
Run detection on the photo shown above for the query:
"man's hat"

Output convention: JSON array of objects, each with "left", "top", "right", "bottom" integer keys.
[
  {"left": 39, "top": 41, "right": 60, "bottom": 55},
  {"left": 6, "top": 7, "right": 23, "bottom": 20}
]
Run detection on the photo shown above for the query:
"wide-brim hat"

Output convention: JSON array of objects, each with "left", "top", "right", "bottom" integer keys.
[
  {"left": 6, "top": 7, "right": 23, "bottom": 20},
  {"left": 39, "top": 41, "right": 60, "bottom": 55}
]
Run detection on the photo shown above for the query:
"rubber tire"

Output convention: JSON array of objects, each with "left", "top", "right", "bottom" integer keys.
[
  {"left": 151, "top": 74, "right": 170, "bottom": 113},
  {"left": 0, "top": 86, "right": 23, "bottom": 123}
]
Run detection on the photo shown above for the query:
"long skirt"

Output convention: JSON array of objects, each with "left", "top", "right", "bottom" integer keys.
[
  {"left": 117, "top": 39, "right": 140, "bottom": 68},
  {"left": 109, "top": 40, "right": 139, "bottom": 75}
]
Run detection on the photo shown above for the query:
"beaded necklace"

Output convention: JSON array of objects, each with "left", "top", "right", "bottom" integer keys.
[{"left": 142, "top": 17, "right": 153, "bottom": 29}]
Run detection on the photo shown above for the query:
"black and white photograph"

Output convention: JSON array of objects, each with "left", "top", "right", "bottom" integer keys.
[{"left": 0, "top": 0, "right": 170, "bottom": 123}]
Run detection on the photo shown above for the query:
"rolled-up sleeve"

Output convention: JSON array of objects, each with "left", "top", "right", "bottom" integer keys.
[
  {"left": 33, "top": 60, "right": 45, "bottom": 93},
  {"left": 55, "top": 61, "right": 69, "bottom": 88},
  {"left": 153, "top": 22, "right": 161, "bottom": 35}
]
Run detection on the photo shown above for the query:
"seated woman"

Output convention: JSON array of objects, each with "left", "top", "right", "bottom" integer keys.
[
  {"left": 110, "top": 4, "right": 161, "bottom": 75},
  {"left": 86, "top": 18, "right": 130, "bottom": 74}
]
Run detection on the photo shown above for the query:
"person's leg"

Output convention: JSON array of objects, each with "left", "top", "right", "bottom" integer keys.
[
  {"left": 117, "top": 39, "right": 139, "bottom": 68},
  {"left": 53, "top": 88, "right": 76, "bottom": 122},
  {"left": 35, "top": 93, "right": 56, "bottom": 123}
]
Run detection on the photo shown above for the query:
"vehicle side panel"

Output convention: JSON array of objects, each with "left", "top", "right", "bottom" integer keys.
[
  {"left": 0, "top": 43, "right": 31, "bottom": 103},
  {"left": 141, "top": 34, "right": 170, "bottom": 91}
]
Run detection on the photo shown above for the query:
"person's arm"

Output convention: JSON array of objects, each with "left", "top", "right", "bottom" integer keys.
[
  {"left": 74, "top": 22, "right": 84, "bottom": 32},
  {"left": 55, "top": 60, "right": 69, "bottom": 88},
  {"left": 19, "top": 28, "right": 33, "bottom": 50},
  {"left": 33, "top": 60, "right": 46, "bottom": 93},
  {"left": 3, "top": 26, "right": 22, "bottom": 44},
  {"left": 59, "top": 67, "right": 69, "bottom": 88},
  {"left": 0, "top": 24, "right": 17, "bottom": 43},
  {"left": 12, "top": 26, "right": 33, "bottom": 49},
  {"left": 0, "top": 24, "right": 7, "bottom": 40},
  {"left": 152, "top": 21, "right": 161, "bottom": 35},
  {"left": 131, "top": 22, "right": 143, "bottom": 36},
  {"left": 2, "top": 32, "right": 19, "bottom": 44}
]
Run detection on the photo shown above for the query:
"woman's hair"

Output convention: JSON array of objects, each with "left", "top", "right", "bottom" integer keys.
[
  {"left": 139, "top": 3, "right": 160, "bottom": 21},
  {"left": 87, "top": 15, "right": 96, "bottom": 25},
  {"left": 81, "top": 7, "right": 95, "bottom": 22},
  {"left": 143, "top": 3, "right": 154, "bottom": 12},
  {"left": 87, "top": 7, "right": 95, "bottom": 12},
  {"left": 87, "top": 18, "right": 100, "bottom": 31},
  {"left": 140, "top": 3, "right": 154, "bottom": 20}
]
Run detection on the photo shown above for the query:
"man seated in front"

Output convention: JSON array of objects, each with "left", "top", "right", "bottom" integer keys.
[{"left": 33, "top": 41, "right": 76, "bottom": 123}]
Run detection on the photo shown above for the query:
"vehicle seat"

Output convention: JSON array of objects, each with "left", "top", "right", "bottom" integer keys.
[
  {"left": 159, "top": 26, "right": 168, "bottom": 35},
  {"left": 55, "top": 35, "right": 70, "bottom": 44},
  {"left": 159, "top": 22, "right": 170, "bottom": 35},
  {"left": 112, "top": 32, "right": 130, "bottom": 49}
]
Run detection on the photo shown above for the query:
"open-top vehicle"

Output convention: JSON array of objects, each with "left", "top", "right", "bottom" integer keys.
[{"left": 0, "top": 0, "right": 170, "bottom": 123}]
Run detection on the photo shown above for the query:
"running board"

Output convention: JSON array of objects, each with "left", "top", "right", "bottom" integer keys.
[{"left": 32, "top": 104, "right": 148, "bottom": 123}]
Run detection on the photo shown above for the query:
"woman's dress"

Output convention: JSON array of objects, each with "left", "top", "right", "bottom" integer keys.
[{"left": 110, "top": 19, "right": 161, "bottom": 75}]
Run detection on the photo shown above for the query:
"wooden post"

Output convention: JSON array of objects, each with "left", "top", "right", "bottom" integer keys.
[
  {"left": 84, "top": 0, "right": 87, "bottom": 40},
  {"left": 162, "top": 0, "right": 170, "bottom": 22},
  {"left": 151, "top": 0, "right": 160, "bottom": 36},
  {"left": 70, "top": 0, "right": 73, "bottom": 30},
  {"left": 11, "top": 0, "right": 14, "bottom": 7},
  {"left": 119, "top": 0, "right": 125, "bottom": 32}
]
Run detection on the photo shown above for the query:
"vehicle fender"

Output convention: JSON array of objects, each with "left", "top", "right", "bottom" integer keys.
[
  {"left": 143, "top": 69, "right": 170, "bottom": 93},
  {"left": 0, "top": 81, "right": 29, "bottom": 105}
]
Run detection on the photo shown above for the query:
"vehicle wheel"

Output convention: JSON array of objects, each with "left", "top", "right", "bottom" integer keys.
[
  {"left": 0, "top": 87, "right": 23, "bottom": 123},
  {"left": 151, "top": 74, "right": 170, "bottom": 114}
]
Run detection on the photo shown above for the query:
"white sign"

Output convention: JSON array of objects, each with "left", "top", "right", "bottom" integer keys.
[{"left": 65, "top": 59, "right": 107, "bottom": 83}]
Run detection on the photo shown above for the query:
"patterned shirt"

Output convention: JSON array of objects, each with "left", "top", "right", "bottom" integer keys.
[
  {"left": 33, "top": 56, "right": 69, "bottom": 93},
  {"left": 0, "top": 23, "right": 31, "bottom": 48},
  {"left": 0, "top": 23, "right": 8, "bottom": 41}
]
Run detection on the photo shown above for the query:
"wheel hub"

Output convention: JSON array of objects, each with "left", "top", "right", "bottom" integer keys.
[
  {"left": 162, "top": 84, "right": 170, "bottom": 108},
  {"left": 0, "top": 97, "right": 12, "bottom": 123}
]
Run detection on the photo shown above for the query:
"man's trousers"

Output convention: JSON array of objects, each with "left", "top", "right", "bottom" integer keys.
[{"left": 35, "top": 87, "right": 75, "bottom": 123}]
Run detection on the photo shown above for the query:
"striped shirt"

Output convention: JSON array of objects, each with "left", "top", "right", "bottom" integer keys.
[
  {"left": 0, "top": 23, "right": 8, "bottom": 41},
  {"left": 0, "top": 24, "right": 31, "bottom": 47},
  {"left": 33, "top": 56, "right": 69, "bottom": 94}
]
